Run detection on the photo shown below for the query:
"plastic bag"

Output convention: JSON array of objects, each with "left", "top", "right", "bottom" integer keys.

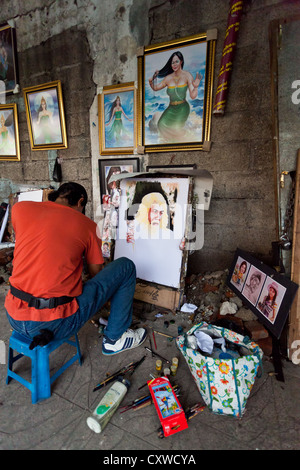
[{"left": 176, "top": 322, "right": 263, "bottom": 418}]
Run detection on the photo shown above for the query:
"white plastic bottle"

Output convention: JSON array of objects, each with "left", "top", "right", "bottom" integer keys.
[{"left": 86, "top": 376, "right": 130, "bottom": 433}]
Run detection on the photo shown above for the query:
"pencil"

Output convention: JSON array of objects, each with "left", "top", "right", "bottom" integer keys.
[{"left": 153, "top": 330, "right": 176, "bottom": 339}]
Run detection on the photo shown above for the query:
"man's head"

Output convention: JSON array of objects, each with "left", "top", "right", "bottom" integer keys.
[{"left": 48, "top": 182, "right": 88, "bottom": 213}]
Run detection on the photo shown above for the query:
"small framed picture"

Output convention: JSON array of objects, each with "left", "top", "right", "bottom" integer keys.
[
  {"left": 98, "top": 82, "right": 137, "bottom": 155},
  {"left": 0, "top": 103, "right": 20, "bottom": 161},
  {"left": 98, "top": 157, "right": 140, "bottom": 202},
  {"left": 23, "top": 80, "right": 68, "bottom": 150},
  {"left": 0, "top": 23, "right": 19, "bottom": 96},
  {"left": 228, "top": 249, "right": 298, "bottom": 339}
]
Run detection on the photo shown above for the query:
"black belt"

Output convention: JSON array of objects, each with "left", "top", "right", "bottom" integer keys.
[{"left": 10, "top": 285, "right": 74, "bottom": 310}]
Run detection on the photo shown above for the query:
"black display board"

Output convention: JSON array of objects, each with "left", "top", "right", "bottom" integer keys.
[{"left": 227, "top": 249, "right": 298, "bottom": 340}]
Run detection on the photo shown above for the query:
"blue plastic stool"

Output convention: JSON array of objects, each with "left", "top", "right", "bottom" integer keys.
[{"left": 6, "top": 331, "right": 82, "bottom": 404}]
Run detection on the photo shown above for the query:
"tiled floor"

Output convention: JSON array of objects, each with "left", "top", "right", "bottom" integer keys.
[{"left": 0, "top": 283, "right": 299, "bottom": 451}]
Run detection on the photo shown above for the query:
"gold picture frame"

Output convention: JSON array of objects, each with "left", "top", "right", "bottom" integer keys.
[
  {"left": 98, "top": 82, "right": 137, "bottom": 155},
  {"left": 0, "top": 23, "right": 19, "bottom": 96},
  {"left": 137, "top": 31, "right": 217, "bottom": 153},
  {"left": 0, "top": 103, "right": 20, "bottom": 161},
  {"left": 23, "top": 80, "right": 68, "bottom": 151}
]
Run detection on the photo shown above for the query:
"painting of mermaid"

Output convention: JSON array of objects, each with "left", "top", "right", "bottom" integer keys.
[
  {"left": 141, "top": 33, "right": 216, "bottom": 151},
  {"left": 99, "top": 82, "right": 137, "bottom": 155}
]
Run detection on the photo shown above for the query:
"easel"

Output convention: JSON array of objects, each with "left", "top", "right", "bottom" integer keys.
[
  {"left": 271, "top": 332, "right": 285, "bottom": 382},
  {"left": 132, "top": 176, "right": 193, "bottom": 313}
]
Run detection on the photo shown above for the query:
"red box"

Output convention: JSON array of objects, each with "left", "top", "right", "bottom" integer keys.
[{"left": 147, "top": 377, "right": 188, "bottom": 437}]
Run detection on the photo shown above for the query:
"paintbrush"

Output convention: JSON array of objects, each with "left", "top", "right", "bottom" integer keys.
[
  {"left": 144, "top": 346, "right": 171, "bottom": 364},
  {"left": 93, "top": 355, "right": 146, "bottom": 391}
]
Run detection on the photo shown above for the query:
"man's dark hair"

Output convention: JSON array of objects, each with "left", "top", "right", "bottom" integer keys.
[{"left": 48, "top": 182, "right": 88, "bottom": 212}]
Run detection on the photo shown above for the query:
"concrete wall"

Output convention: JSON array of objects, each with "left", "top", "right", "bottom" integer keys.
[{"left": 1, "top": 0, "right": 300, "bottom": 272}]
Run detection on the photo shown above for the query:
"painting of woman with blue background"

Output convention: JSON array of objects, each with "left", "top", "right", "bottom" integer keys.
[
  {"left": 99, "top": 83, "right": 136, "bottom": 155},
  {"left": 144, "top": 40, "right": 208, "bottom": 146},
  {"left": 104, "top": 92, "right": 134, "bottom": 148}
]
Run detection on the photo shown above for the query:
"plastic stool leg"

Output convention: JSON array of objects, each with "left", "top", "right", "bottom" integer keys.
[
  {"left": 34, "top": 346, "right": 51, "bottom": 403},
  {"left": 6, "top": 346, "right": 14, "bottom": 385}
]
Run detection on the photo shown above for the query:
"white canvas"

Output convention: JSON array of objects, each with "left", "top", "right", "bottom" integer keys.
[{"left": 114, "top": 177, "right": 190, "bottom": 288}]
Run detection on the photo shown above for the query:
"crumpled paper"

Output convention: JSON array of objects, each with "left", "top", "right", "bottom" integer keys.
[{"left": 180, "top": 303, "right": 198, "bottom": 313}]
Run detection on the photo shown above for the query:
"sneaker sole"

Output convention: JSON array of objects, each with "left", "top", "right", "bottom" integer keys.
[{"left": 102, "top": 330, "right": 147, "bottom": 356}]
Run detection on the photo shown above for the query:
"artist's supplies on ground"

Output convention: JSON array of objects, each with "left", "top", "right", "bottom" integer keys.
[
  {"left": 151, "top": 329, "right": 157, "bottom": 349},
  {"left": 120, "top": 384, "right": 181, "bottom": 414},
  {"left": 172, "top": 357, "right": 178, "bottom": 367},
  {"left": 157, "top": 402, "right": 206, "bottom": 438},
  {"left": 170, "top": 356, "right": 178, "bottom": 376},
  {"left": 155, "top": 359, "right": 162, "bottom": 375},
  {"left": 163, "top": 367, "right": 170, "bottom": 377},
  {"left": 170, "top": 357, "right": 178, "bottom": 375},
  {"left": 185, "top": 403, "right": 206, "bottom": 420},
  {"left": 145, "top": 346, "right": 170, "bottom": 364},
  {"left": 93, "top": 355, "right": 145, "bottom": 392},
  {"left": 147, "top": 377, "right": 188, "bottom": 438},
  {"left": 153, "top": 330, "right": 176, "bottom": 340},
  {"left": 87, "top": 376, "right": 130, "bottom": 433},
  {"left": 148, "top": 336, "right": 154, "bottom": 356}
]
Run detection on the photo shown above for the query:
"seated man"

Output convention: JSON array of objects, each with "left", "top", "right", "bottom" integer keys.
[{"left": 5, "top": 182, "right": 147, "bottom": 355}]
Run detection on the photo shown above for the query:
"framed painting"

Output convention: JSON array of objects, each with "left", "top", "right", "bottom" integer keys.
[
  {"left": 0, "top": 23, "right": 19, "bottom": 96},
  {"left": 98, "top": 157, "right": 140, "bottom": 203},
  {"left": 98, "top": 82, "right": 137, "bottom": 155},
  {"left": 0, "top": 103, "right": 20, "bottom": 161},
  {"left": 227, "top": 249, "right": 298, "bottom": 339},
  {"left": 23, "top": 80, "right": 68, "bottom": 151},
  {"left": 137, "top": 31, "right": 216, "bottom": 153},
  {"left": 114, "top": 176, "right": 190, "bottom": 288}
]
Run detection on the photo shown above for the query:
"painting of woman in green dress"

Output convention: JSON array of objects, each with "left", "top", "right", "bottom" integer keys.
[
  {"left": 23, "top": 81, "right": 67, "bottom": 150},
  {"left": 105, "top": 95, "right": 133, "bottom": 147},
  {"left": 0, "top": 111, "right": 16, "bottom": 156},
  {"left": 144, "top": 39, "right": 208, "bottom": 147},
  {"left": 104, "top": 91, "right": 134, "bottom": 149},
  {"left": 30, "top": 93, "right": 62, "bottom": 145}
]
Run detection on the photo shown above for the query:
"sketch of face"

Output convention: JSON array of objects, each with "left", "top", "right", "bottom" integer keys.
[
  {"left": 148, "top": 203, "right": 165, "bottom": 226},
  {"left": 249, "top": 275, "right": 260, "bottom": 291},
  {"left": 171, "top": 55, "right": 182, "bottom": 72}
]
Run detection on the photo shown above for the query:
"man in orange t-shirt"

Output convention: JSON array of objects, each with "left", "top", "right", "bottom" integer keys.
[{"left": 5, "top": 182, "right": 147, "bottom": 355}]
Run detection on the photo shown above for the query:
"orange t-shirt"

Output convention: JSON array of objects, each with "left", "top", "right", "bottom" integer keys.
[{"left": 5, "top": 201, "right": 104, "bottom": 321}]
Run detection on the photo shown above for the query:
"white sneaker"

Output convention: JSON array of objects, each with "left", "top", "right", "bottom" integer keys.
[{"left": 102, "top": 328, "right": 147, "bottom": 356}]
